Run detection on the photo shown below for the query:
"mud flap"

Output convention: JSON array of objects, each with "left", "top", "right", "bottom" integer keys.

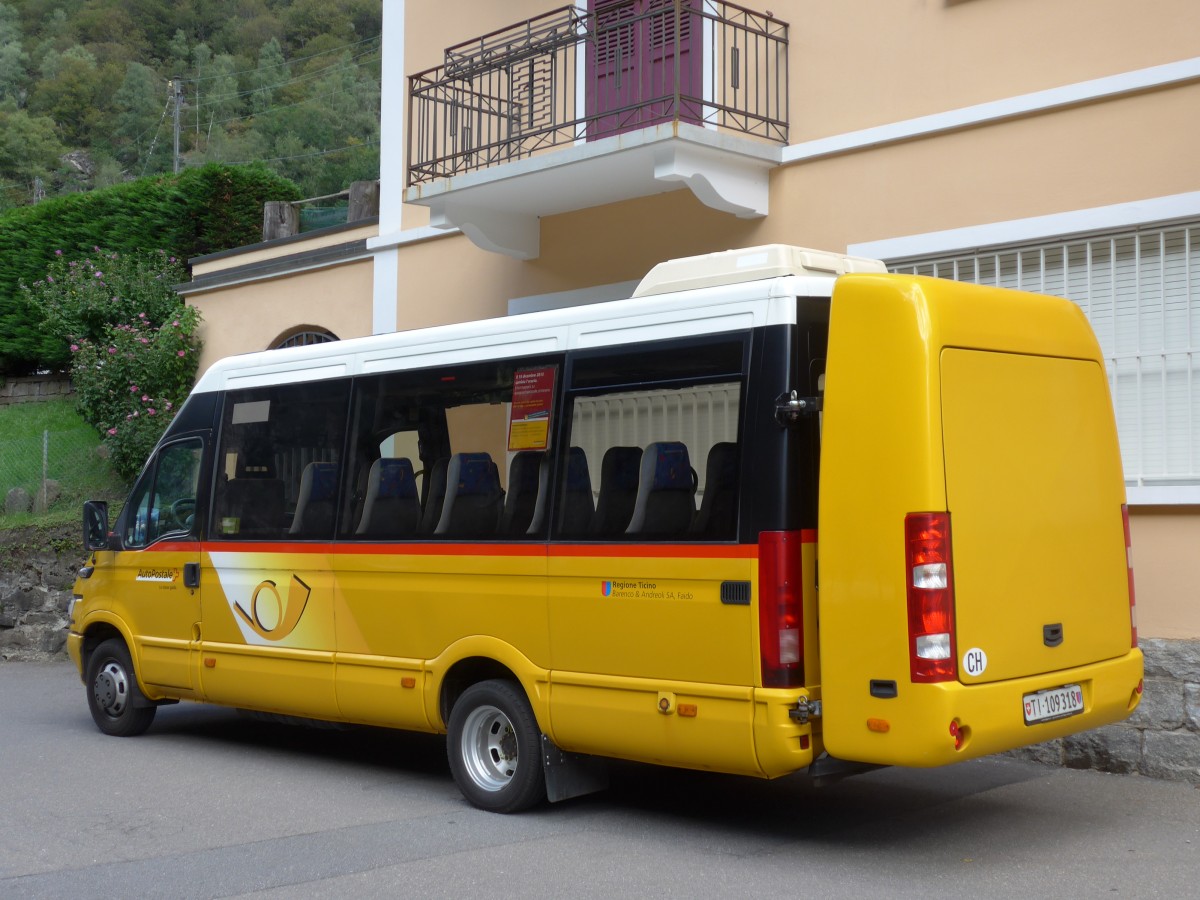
[{"left": 542, "top": 734, "right": 610, "bottom": 803}]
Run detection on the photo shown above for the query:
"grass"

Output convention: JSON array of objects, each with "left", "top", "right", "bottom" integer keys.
[{"left": 0, "top": 397, "right": 126, "bottom": 529}]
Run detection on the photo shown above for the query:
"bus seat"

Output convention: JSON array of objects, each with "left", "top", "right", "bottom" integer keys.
[
  {"left": 436, "top": 452, "right": 504, "bottom": 537},
  {"left": 356, "top": 457, "right": 421, "bottom": 537},
  {"left": 289, "top": 461, "right": 339, "bottom": 537},
  {"left": 418, "top": 457, "right": 449, "bottom": 534},
  {"left": 221, "top": 451, "right": 284, "bottom": 538},
  {"left": 558, "top": 446, "right": 594, "bottom": 534},
  {"left": 626, "top": 442, "right": 696, "bottom": 537},
  {"left": 499, "top": 450, "right": 544, "bottom": 536},
  {"left": 691, "top": 442, "right": 738, "bottom": 538},
  {"left": 590, "top": 446, "right": 641, "bottom": 536}
]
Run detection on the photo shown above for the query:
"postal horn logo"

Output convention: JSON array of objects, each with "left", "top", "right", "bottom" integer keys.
[{"left": 233, "top": 574, "right": 311, "bottom": 641}]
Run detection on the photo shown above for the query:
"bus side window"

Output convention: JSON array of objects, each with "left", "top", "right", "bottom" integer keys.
[
  {"left": 341, "top": 356, "right": 565, "bottom": 542},
  {"left": 211, "top": 381, "right": 349, "bottom": 541},
  {"left": 557, "top": 337, "right": 745, "bottom": 542}
]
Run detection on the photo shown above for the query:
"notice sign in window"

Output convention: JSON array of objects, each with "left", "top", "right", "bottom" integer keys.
[{"left": 508, "top": 366, "right": 557, "bottom": 451}]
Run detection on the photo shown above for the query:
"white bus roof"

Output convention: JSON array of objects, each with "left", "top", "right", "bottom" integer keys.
[{"left": 193, "top": 245, "right": 882, "bottom": 393}]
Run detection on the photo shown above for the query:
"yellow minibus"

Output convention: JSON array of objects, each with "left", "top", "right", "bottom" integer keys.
[{"left": 69, "top": 245, "right": 1143, "bottom": 812}]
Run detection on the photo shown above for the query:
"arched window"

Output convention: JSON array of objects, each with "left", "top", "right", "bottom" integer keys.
[{"left": 273, "top": 329, "right": 338, "bottom": 349}]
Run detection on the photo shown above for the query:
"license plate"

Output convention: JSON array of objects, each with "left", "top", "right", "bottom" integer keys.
[{"left": 1023, "top": 684, "right": 1084, "bottom": 725}]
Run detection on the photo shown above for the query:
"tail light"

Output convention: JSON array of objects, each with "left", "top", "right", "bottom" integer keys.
[
  {"left": 1122, "top": 504, "right": 1137, "bottom": 648},
  {"left": 905, "top": 512, "right": 956, "bottom": 683},
  {"left": 759, "top": 531, "right": 803, "bottom": 688}
]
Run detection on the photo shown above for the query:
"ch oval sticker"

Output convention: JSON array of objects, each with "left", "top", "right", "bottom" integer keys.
[{"left": 962, "top": 647, "right": 988, "bottom": 678}]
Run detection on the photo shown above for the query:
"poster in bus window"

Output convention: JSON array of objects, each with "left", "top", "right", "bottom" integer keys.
[{"left": 508, "top": 366, "right": 557, "bottom": 451}]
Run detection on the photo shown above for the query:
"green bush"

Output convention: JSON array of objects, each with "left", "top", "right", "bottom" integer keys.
[
  {"left": 0, "top": 163, "right": 299, "bottom": 374},
  {"left": 25, "top": 248, "right": 203, "bottom": 481},
  {"left": 23, "top": 249, "right": 191, "bottom": 371}
]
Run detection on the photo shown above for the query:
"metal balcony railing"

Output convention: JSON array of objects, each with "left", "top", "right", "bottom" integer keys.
[{"left": 408, "top": 0, "right": 788, "bottom": 186}]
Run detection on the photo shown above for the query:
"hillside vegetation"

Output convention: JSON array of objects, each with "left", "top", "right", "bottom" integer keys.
[{"left": 0, "top": 0, "right": 381, "bottom": 206}]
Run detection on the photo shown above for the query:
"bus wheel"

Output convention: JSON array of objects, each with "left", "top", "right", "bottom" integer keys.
[
  {"left": 447, "top": 679, "right": 546, "bottom": 813},
  {"left": 85, "top": 638, "right": 157, "bottom": 737}
]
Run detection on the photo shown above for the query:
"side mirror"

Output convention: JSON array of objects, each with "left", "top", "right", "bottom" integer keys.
[{"left": 83, "top": 500, "right": 111, "bottom": 551}]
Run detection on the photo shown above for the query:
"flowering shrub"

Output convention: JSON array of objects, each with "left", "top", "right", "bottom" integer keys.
[{"left": 25, "top": 249, "right": 202, "bottom": 481}]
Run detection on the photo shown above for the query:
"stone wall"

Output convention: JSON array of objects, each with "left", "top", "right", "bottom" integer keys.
[
  {"left": 0, "top": 524, "right": 79, "bottom": 660},
  {"left": 0, "top": 375, "right": 73, "bottom": 407},
  {"left": 1006, "top": 638, "right": 1200, "bottom": 783},
  {"left": 2, "top": 526, "right": 1197, "bottom": 783}
]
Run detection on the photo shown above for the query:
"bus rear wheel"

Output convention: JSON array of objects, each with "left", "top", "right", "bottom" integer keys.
[
  {"left": 446, "top": 679, "right": 546, "bottom": 813},
  {"left": 85, "top": 638, "right": 157, "bottom": 737}
]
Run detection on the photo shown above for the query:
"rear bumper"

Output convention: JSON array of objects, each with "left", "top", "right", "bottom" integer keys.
[{"left": 822, "top": 648, "right": 1144, "bottom": 768}]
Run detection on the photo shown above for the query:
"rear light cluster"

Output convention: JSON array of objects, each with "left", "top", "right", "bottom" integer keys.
[
  {"left": 758, "top": 531, "right": 803, "bottom": 688},
  {"left": 905, "top": 512, "right": 957, "bottom": 683},
  {"left": 1122, "top": 504, "right": 1138, "bottom": 648}
]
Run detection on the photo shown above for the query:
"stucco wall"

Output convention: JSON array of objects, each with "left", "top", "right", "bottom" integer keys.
[
  {"left": 189, "top": 257, "right": 374, "bottom": 375},
  {"left": 793, "top": 0, "right": 1199, "bottom": 140},
  {"left": 1130, "top": 509, "right": 1200, "bottom": 640}
]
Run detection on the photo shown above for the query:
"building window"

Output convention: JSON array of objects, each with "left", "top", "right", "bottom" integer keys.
[
  {"left": 890, "top": 222, "right": 1200, "bottom": 490},
  {"left": 275, "top": 330, "right": 338, "bottom": 349}
]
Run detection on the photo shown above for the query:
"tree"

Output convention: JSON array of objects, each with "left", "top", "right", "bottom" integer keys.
[
  {"left": 203, "top": 52, "right": 241, "bottom": 127},
  {"left": 0, "top": 2, "right": 29, "bottom": 105},
  {"left": 113, "top": 61, "right": 165, "bottom": 172},
  {"left": 29, "top": 44, "right": 102, "bottom": 145},
  {"left": 167, "top": 28, "right": 189, "bottom": 73},
  {"left": 250, "top": 37, "right": 287, "bottom": 114},
  {"left": 0, "top": 101, "right": 63, "bottom": 203}
]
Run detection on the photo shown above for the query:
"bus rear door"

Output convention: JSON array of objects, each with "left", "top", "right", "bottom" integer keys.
[{"left": 816, "top": 274, "right": 1142, "bottom": 767}]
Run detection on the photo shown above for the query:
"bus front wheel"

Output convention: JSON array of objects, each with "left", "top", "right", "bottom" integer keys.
[
  {"left": 85, "top": 638, "right": 157, "bottom": 737},
  {"left": 446, "top": 679, "right": 546, "bottom": 813}
]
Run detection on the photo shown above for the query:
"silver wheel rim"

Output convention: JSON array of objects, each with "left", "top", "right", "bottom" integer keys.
[
  {"left": 93, "top": 660, "right": 129, "bottom": 717},
  {"left": 460, "top": 703, "right": 518, "bottom": 792}
]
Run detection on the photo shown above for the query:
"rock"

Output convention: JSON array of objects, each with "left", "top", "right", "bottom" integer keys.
[
  {"left": 5, "top": 487, "right": 32, "bottom": 515},
  {"left": 1063, "top": 725, "right": 1142, "bottom": 775},
  {"left": 33, "top": 479, "right": 62, "bottom": 514}
]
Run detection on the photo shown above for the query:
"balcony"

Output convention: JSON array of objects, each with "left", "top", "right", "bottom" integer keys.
[{"left": 405, "top": 1, "right": 789, "bottom": 258}]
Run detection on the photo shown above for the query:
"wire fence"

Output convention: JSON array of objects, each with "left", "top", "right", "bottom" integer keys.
[{"left": 0, "top": 428, "right": 125, "bottom": 520}]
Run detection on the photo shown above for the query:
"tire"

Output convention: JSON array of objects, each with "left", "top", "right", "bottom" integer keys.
[
  {"left": 446, "top": 679, "right": 546, "bottom": 813},
  {"left": 85, "top": 638, "right": 157, "bottom": 737}
]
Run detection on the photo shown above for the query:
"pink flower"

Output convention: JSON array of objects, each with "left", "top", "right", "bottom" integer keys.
[
  {"left": 138, "top": 312, "right": 146, "bottom": 319},
  {"left": 139, "top": 337, "right": 149, "bottom": 344},
  {"left": 54, "top": 249, "right": 62, "bottom": 257},
  {"left": 94, "top": 271, "right": 104, "bottom": 278},
  {"left": 177, "top": 349, "right": 186, "bottom": 357},
  {"left": 107, "top": 428, "right": 117, "bottom": 435},
  {"left": 107, "top": 347, "right": 116, "bottom": 354},
  {"left": 147, "top": 408, "right": 156, "bottom": 416},
  {"left": 142, "top": 394, "right": 149, "bottom": 401},
  {"left": 70, "top": 344, "right": 79, "bottom": 352},
  {"left": 165, "top": 401, "right": 173, "bottom": 410}
]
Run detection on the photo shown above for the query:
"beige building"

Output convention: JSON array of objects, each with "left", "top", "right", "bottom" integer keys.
[{"left": 181, "top": 0, "right": 1200, "bottom": 644}]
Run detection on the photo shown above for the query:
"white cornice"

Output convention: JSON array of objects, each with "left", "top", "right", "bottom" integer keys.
[{"left": 783, "top": 56, "right": 1200, "bottom": 165}]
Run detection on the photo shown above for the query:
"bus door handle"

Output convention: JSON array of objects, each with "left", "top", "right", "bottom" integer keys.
[{"left": 184, "top": 563, "right": 200, "bottom": 589}]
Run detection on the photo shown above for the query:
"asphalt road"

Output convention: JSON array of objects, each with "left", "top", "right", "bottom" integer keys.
[{"left": 2, "top": 660, "right": 1197, "bottom": 899}]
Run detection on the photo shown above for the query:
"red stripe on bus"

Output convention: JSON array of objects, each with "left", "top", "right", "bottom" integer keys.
[
  {"left": 153, "top": 534, "right": 817, "bottom": 556},
  {"left": 550, "top": 543, "right": 758, "bottom": 559}
]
